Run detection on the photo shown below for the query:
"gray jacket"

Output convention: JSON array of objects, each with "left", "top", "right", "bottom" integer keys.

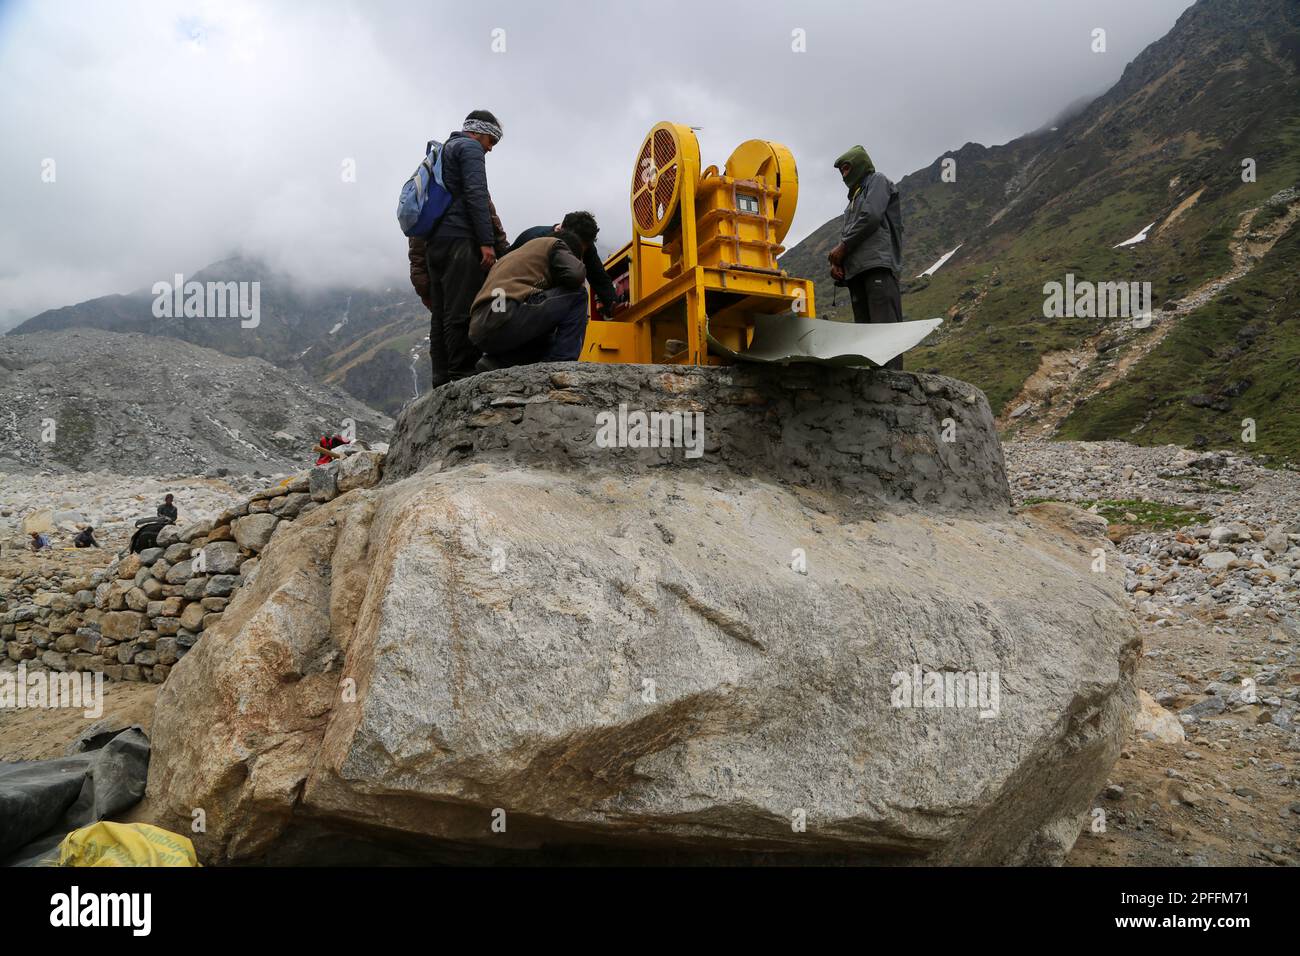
[
  {"left": 430, "top": 132, "right": 495, "bottom": 247},
  {"left": 840, "top": 171, "right": 903, "bottom": 279}
]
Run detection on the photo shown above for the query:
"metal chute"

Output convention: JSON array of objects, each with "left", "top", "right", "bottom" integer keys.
[{"left": 708, "top": 314, "right": 943, "bottom": 367}]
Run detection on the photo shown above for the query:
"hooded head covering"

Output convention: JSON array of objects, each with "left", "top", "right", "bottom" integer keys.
[{"left": 834, "top": 145, "right": 875, "bottom": 196}]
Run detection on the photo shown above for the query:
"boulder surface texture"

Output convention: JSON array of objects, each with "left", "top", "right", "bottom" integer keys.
[{"left": 148, "top": 363, "right": 1138, "bottom": 864}]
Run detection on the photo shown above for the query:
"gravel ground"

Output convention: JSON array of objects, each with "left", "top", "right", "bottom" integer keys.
[{"left": 1006, "top": 440, "right": 1300, "bottom": 865}]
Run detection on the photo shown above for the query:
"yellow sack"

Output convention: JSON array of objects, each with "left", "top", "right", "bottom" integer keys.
[{"left": 58, "top": 822, "right": 199, "bottom": 867}]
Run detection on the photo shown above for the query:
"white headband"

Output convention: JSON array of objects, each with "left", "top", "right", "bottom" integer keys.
[{"left": 463, "top": 118, "right": 502, "bottom": 142}]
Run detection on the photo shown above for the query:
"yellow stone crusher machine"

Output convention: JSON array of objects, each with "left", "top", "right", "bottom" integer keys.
[{"left": 578, "top": 122, "right": 940, "bottom": 368}]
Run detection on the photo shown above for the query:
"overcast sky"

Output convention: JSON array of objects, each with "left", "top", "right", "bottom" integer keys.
[{"left": 0, "top": 0, "right": 1196, "bottom": 330}]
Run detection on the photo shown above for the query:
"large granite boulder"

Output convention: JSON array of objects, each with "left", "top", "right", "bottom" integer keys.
[{"left": 147, "top": 363, "right": 1138, "bottom": 864}]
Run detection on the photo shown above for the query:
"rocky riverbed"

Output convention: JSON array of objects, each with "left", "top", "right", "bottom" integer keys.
[
  {"left": 1006, "top": 440, "right": 1300, "bottom": 628},
  {"left": 0, "top": 329, "right": 392, "bottom": 475},
  {"left": 1004, "top": 440, "right": 1300, "bottom": 865}
]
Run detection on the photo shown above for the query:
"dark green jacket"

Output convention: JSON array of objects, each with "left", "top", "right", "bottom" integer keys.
[{"left": 840, "top": 172, "right": 903, "bottom": 279}]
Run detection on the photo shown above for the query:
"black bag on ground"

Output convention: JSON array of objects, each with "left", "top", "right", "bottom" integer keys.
[{"left": 129, "top": 517, "right": 169, "bottom": 553}]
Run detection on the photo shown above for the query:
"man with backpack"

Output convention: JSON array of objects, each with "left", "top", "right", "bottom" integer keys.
[
  {"left": 508, "top": 212, "right": 620, "bottom": 318},
  {"left": 423, "top": 109, "right": 506, "bottom": 386},
  {"left": 827, "top": 144, "right": 906, "bottom": 371},
  {"left": 157, "top": 494, "right": 178, "bottom": 523},
  {"left": 468, "top": 230, "right": 589, "bottom": 371}
]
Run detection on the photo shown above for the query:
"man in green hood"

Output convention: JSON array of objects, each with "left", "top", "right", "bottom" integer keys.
[
  {"left": 828, "top": 145, "right": 906, "bottom": 370},
  {"left": 834, "top": 145, "right": 874, "bottom": 195}
]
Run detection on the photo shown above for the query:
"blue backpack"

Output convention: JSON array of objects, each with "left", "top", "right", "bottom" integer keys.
[{"left": 397, "top": 140, "right": 452, "bottom": 237}]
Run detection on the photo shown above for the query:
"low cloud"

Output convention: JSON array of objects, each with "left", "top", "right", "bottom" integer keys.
[{"left": 0, "top": 0, "right": 1194, "bottom": 329}]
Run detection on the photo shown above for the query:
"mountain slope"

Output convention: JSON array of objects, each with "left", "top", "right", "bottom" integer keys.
[
  {"left": 10, "top": 256, "right": 431, "bottom": 417},
  {"left": 0, "top": 328, "right": 391, "bottom": 474},
  {"left": 781, "top": 0, "right": 1300, "bottom": 461},
  {"left": 1057, "top": 216, "right": 1300, "bottom": 452}
]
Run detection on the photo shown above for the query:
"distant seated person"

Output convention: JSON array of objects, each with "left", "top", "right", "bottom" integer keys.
[
  {"left": 315, "top": 434, "right": 351, "bottom": 465},
  {"left": 73, "top": 526, "right": 99, "bottom": 548},
  {"left": 469, "top": 229, "right": 589, "bottom": 372},
  {"left": 157, "top": 494, "right": 178, "bottom": 523},
  {"left": 29, "top": 531, "right": 50, "bottom": 552},
  {"left": 509, "top": 211, "right": 618, "bottom": 318}
]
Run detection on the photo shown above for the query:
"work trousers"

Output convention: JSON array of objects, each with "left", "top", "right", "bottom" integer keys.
[
  {"left": 475, "top": 287, "right": 590, "bottom": 367},
  {"left": 427, "top": 237, "right": 486, "bottom": 385},
  {"left": 847, "top": 267, "right": 905, "bottom": 372}
]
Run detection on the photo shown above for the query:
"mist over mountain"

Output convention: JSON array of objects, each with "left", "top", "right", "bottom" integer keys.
[{"left": 9, "top": 257, "right": 432, "bottom": 417}]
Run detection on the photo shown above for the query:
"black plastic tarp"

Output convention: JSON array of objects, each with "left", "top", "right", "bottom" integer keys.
[{"left": 0, "top": 727, "right": 150, "bottom": 866}]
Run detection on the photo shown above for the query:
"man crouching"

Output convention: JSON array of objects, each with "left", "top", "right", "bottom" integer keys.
[{"left": 470, "top": 229, "right": 589, "bottom": 371}]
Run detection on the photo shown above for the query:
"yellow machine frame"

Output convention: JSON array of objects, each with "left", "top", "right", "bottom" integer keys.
[{"left": 580, "top": 122, "right": 816, "bottom": 366}]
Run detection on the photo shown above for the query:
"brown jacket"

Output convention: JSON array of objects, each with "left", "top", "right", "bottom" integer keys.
[
  {"left": 408, "top": 201, "right": 509, "bottom": 305},
  {"left": 468, "top": 237, "right": 587, "bottom": 341}
]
